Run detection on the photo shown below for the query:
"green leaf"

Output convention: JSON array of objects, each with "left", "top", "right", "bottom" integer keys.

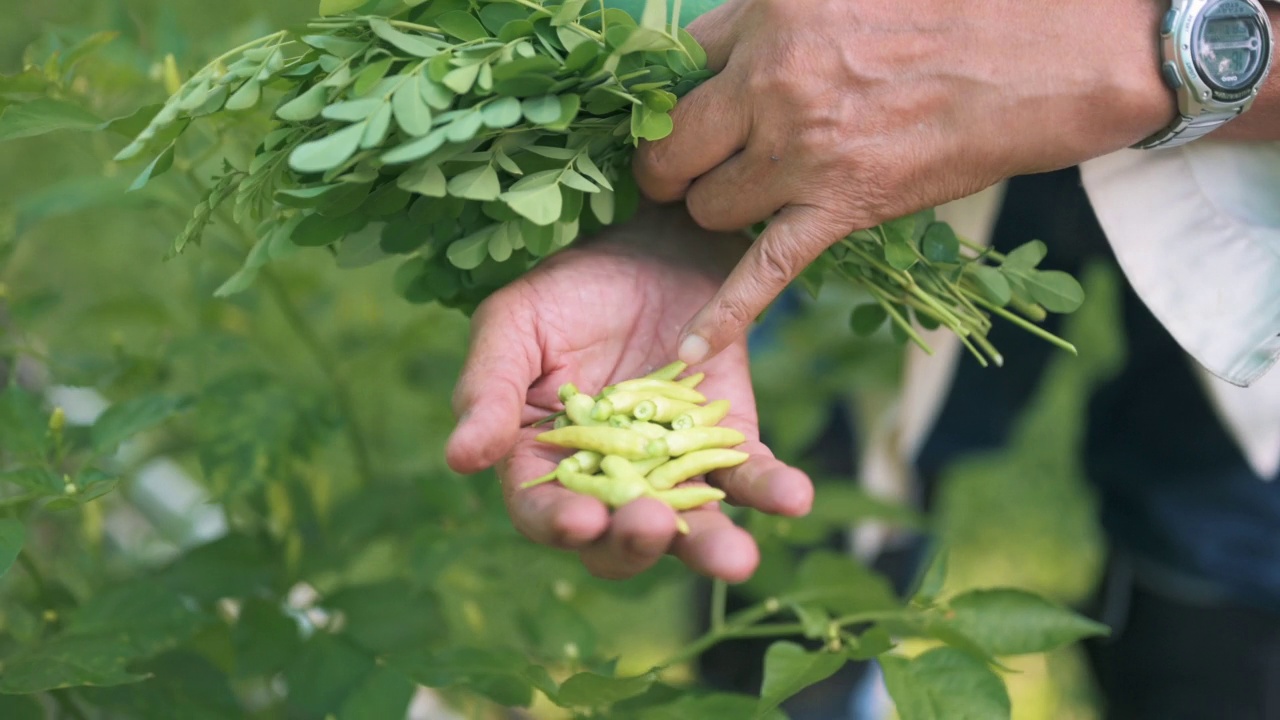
[
  {"left": 850, "top": 303, "right": 887, "bottom": 336},
  {"left": 967, "top": 265, "right": 1011, "bottom": 306},
  {"left": 369, "top": 18, "right": 448, "bottom": 57},
  {"left": 224, "top": 80, "right": 261, "bottom": 111},
  {"left": 756, "top": 641, "right": 845, "bottom": 717},
  {"left": 447, "top": 164, "right": 502, "bottom": 201},
  {"left": 631, "top": 105, "right": 673, "bottom": 141},
  {"left": 437, "top": 11, "right": 491, "bottom": 42},
  {"left": 354, "top": 58, "right": 395, "bottom": 96},
  {"left": 502, "top": 181, "right": 562, "bottom": 226},
  {"left": 554, "top": 0, "right": 591, "bottom": 26},
  {"left": 323, "top": 98, "right": 383, "bottom": 122},
  {"left": 0, "top": 387, "right": 49, "bottom": 458},
  {"left": 911, "top": 543, "right": 949, "bottom": 603},
  {"left": 0, "top": 695, "right": 43, "bottom": 720},
  {"left": 846, "top": 625, "right": 896, "bottom": 661},
  {"left": 1022, "top": 270, "right": 1085, "bottom": 313},
  {"left": 560, "top": 168, "right": 599, "bottom": 193},
  {"left": 921, "top": 222, "right": 960, "bottom": 264},
  {"left": 214, "top": 231, "right": 274, "bottom": 297},
  {"left": 91, "top": 394, "right": 189, "bottom": 453},
  {"left": 292, "top": 212, "right": 366, "bottom": 247},
  {"left": 0, "top": 518, "right": 23, "bottom": 577},
  {"left": 615, "top": 26, "right": 680, "bottom": 54},
  {"left": 361, "top": 103, "right": 393, "bottom": 147},
  {"left": 381, "top": 126, "right": 448, "bottom": 164},
  {"left": 392, "top": 82, "right": 433, "bottom": 136},
  {"left": 522, "top": 95, "right": 563, "bottom": 124},
  {"left": 557, "top": 671, "right": 654, "bottom": 707},
  {"left": 944, "top": 588, "right": 1109, "bottom": 656},
  {"left": 444, "top": 108, "right": 483, "bottom": 142},
  {"left": 880, "top": 647, "right": 1011, "bottom": 720},
  {"left": 388, "top": 647, "right": 534, "bottom": 708},
  {"left": 0, "top": 97, "right": 102, "bottom": 142},
  {"left": 337, "top": 667, "right": 415, "bottom": 720},
  {"left": 576, "top": 154, "right": 614, "bottom": 190},
  {"left": 0, "top": 635, "right": 150, "bottom": 693},
  {"left": 398, "top": 161, "right": 448, "bottom": 197},
  {"left": 790, "top": 603, "right": 831, "bottom": 639},
  {"left": 788, "top": 551, "right": 900, "bottom": 615},
  {"left": 319, "top": 0, "right": 368, "bottom": 15},
  {"left": 448, "top": 227, "right": 494, "bottom": 269},
  {"left": 127, "top": 142, "right": 175, "bottom": 192},
  {"left": 479, "top": 3, "right": 528, "bottom": 33},
  {"left": 482, "top": 96, "right": 524, "bottom": 128},
  {"left": 1002, "top": 240, "right": 1047, "bottom": 271},
  {"left": 277, "top": 84, "right": 329, "bottom": 122},
  {"left": 323, "top": 581, "right": 444, "bottom": 653},
  {"left": 589, "top": 189, "right": 615, "bottom": 224},
  {"left": 290, "top": 122, "right": 365, "bottom": 173},
  {"left": 233, "top": 599, "right": 301, "bottom": 678},
  {"left": 282, "top": 634, "right": 376, "bottom": 717}
]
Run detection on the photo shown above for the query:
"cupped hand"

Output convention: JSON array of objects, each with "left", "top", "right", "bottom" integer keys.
[
  {"left": 445, "top": 205, "right": 813, "bottom": 583},
  {"left": 635, "top": 0, "right": 1172, "bottom": 366}
]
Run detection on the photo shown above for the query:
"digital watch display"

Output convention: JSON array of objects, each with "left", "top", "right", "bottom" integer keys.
[{"left": 1136, "top": 0, "right": 1274, "bottom": 149}]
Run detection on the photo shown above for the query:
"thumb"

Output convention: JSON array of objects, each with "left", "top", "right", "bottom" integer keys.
[
  {"left": 677, "top": 205, "right": 839, "bottom": 365},
  {"left": 446, "top": 302, "right": 540, "bottom": 474}
]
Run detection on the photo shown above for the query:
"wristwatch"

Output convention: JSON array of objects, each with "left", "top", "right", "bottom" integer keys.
[{"left": 1136, "top": 0, "right": 1275, "bottom": 149}]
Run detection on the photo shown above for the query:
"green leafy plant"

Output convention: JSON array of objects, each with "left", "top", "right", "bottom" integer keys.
[{"left": 0, "top": 1, "right": 1108, "bottom": 718}]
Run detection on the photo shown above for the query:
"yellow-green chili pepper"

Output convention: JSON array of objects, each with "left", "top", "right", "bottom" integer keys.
[
  {"left": 653, "top": 485, "right": 727, "bottom": 510},
  {"left": 519, "top": 450, "right": 604, "bottom": 489},
  {"left": 676, "top": 372, "right": 705, "bottom": 388},
  {"left": 633, "top": 396, "right": 702, "bottom": 423},
  {"left": 558, "top": 383, "right": 579, "bottom": 403},
  {"left": 672, "top": 399, "right": 732, "bottom": 430},
  {"left": 647, "top": 427, "right": 746, "bottom": 458},
  {"left": 565, "top": 393, "right": 603, "bottom": 426},
  {"left": 590, "top": 389, "right": 671, "bottom": 421},
  {"left": 627, "top": 420, "right": 670, "bottom": 440},
  {"left": 558, "top": 470, "right": 648, "bottom": 507},
  {"left": 646, "top": 449, "right": 749, "bottom": 490},
  {"left": 553, "top": 415, "right": 571, "bottom": 430},
  {"left": 609, "top": 379, "right": 707, "bottom": 404},
  {"left": 536, "top": 427, "right": 656, "bottom": 460},
  {"left": 631, "top": 455, "right": 670, "bottom": 475},
  {"left": 644, "top": 360, "right": 687, "bottom": 382},
  {"left": 600, "top": 455, "right": 648, "bottom": 486}
]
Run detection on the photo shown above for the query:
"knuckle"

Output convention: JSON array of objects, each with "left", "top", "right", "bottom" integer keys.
[
  {"left": 753, "top": 239, "right": 799, "bottom": 288},
  {"left": 716, "top": 294, "right": 757, "bottom": 333}
]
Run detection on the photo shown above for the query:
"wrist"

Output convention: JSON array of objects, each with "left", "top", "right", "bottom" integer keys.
[{"left": 1115, "top": 0, "right": 1179, "bottom": 143}]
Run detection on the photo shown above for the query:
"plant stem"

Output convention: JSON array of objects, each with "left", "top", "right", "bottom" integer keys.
[
  {"left": 967, "top": 292, "right": 1078, "bottom": 355},
  {"left": 53, "top": 691, "right": 90, "bottom": 720},
  {"left": 257, "top": 269, "right": 377, "bottom": 488},
  {"left": 710, "top": 579, "right": 726, "bottom": 633},
  {"left": 195, "top": 176, "right": 377, "bottom": 488},
  {"left": 661, "top": 600, "right": 781, "bottom": 669},
  {"left": 17, "top": 549, "right": 51, "bottom": 604}
]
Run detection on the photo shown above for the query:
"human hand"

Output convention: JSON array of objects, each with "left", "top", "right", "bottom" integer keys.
[
  {"left": 634, "top": 0, "right": 1172, "bottom": 365},
  {"left": 444, "top": 205, "right": 813, "bottom": 582}
]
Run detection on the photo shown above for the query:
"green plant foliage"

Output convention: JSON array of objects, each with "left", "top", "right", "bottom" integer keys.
[{"left": 0, "top": 1, "right": 1109, "bottom": 718}]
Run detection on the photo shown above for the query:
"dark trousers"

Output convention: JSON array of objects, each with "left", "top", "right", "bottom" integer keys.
[{"left": 1085, "top": 557, "right": 1280, "bottom": 720}]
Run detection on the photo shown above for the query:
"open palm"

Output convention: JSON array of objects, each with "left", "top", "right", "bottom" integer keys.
[{"left": 445, "top": 206, "right": 813, "bottom": 582}]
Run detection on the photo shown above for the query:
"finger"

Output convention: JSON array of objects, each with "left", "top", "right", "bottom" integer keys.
[
  {"left": 502, "top": 453, "right": 611, "bottom": 550},
  {"left": 578, "top": 498, "right": 679, "bottom": 580},
  {"left": 712, "top": 439, "right": 814, "bottom": 517},
  {"left": 677, "top": 205, "right": 844, "bottom": 365},
  {"left": 683, "top": 1, "right": 742, "bottom": 72},
  {"left": 633, "top": 73, "right": 749, "bottom": 203},
  {"left": 445, "top": 299, "right": 542, "bottom": 474},
  {"left": 685, "top": 145, "right": 788, "bottom": 232},
  {"left": 670, "top": 510, "right": 760, "bottom": 583}
]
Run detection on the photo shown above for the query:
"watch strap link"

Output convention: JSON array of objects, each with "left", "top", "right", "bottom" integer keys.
[{"left": 1135, "top": 109, "right": 1242, "bottom": 149}]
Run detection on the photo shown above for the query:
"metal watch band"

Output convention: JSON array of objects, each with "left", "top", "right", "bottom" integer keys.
[{"left": 1136, "top": 109, "right": 1242, "bottom": 149}]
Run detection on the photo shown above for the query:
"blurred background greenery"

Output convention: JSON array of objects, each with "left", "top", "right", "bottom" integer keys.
[{"left": 0, "top": 0, "right": 1120, "bottom": 717}]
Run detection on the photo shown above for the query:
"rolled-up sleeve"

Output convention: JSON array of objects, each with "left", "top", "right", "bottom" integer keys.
[{"left": 1079, "top": 142, "right": 1280, "bottom": 387}]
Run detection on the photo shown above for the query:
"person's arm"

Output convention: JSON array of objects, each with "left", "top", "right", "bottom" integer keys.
[{"left": 632, "top": 0, "right": 1278, "bottom": 366}]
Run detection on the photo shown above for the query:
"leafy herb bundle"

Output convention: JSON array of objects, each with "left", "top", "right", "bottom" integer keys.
[{"left": 120, "top": 0, "right": 1084, "bottom": 363}]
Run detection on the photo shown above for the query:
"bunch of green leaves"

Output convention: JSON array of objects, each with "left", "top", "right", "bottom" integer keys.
[
  {"left": 118, "top": 0, "right": 711, "bottom": 313},
  {"left": 115, "top": 0, "right": 1084, "bottom": 354},
  {"left": 797, "top": 211, "right": 1086, "bottom": 367}
]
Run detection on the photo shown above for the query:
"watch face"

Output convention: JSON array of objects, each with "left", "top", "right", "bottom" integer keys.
[{"left": 1193, "top": 1, "right": 1269, "bottom": 93}]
